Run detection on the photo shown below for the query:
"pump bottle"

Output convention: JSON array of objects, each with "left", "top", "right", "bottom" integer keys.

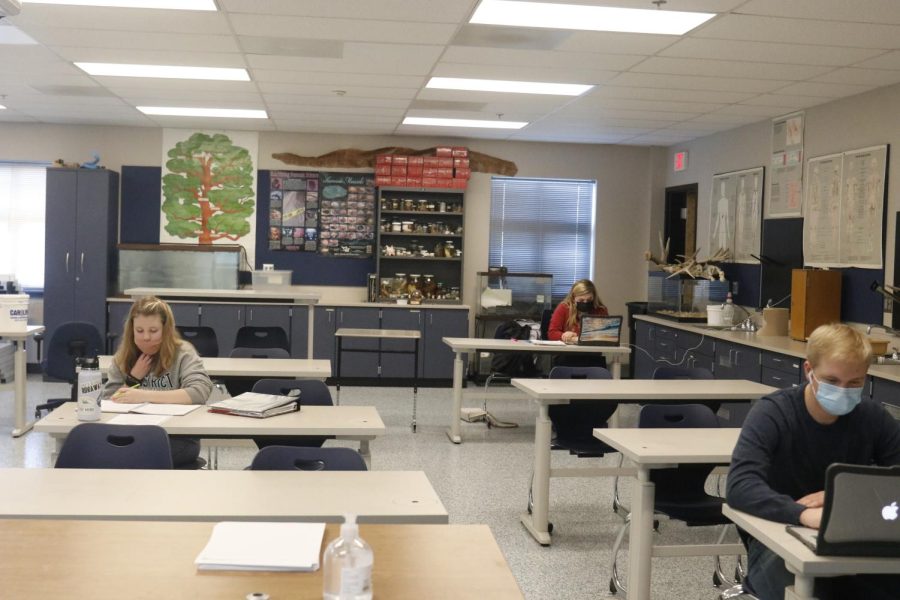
[
  {"left": 322, "top": 514, "right": 373, "bottom": 600},
  {"left": 722, "top": 292, "right": 735, "bottom": 326}
]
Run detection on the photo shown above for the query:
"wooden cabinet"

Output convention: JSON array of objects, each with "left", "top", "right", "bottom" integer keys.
[
  {"left": 44, "top": 169, "right": 118, "bottom": 344},
  {"left": 790, "top": 269, "right": 841, "bottom": 341}
]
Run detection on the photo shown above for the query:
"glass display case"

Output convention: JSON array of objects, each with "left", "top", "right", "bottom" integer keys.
[
  {"left": 475, "top": 271, "right": 552, "bottom": 321},
  {"left": 647, "top": 270, "right": 729, "bottom": 322}
]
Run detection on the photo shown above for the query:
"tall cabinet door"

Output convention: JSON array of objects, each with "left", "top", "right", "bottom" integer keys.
[
  {"left": 313, "top": 307, "right": 337, "bottom": 364},
  {"left": 200, "top": 304, "right": 245, "bottom": 357},
  {"left": 380, "top": 308, "right": 422, "bottom": 378},
  {"left": 43, "top": 169, "right": 79, "bottom": 340},
  {"left": 74, "top": 170, "right": 118, "bottom": 334},
  {"left": 423, "top": 309, "right": 468, "bottom": 379}
]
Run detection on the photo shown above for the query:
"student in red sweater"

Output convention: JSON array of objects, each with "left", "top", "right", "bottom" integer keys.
[{"left": 547, "top": 279, "right": 608, "bottom": 367}]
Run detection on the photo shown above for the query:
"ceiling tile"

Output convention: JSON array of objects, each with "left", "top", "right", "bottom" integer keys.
[
  {"left": 229, "top": 14, "right": 457, "bottom": 46},
  {"left": 774, "top": 81, "right": 876, "bottom": 98},
  {"left": 246, "top": 43, "right": 444, "bottom": 76},
  {"left": 251, "top": 69, "right": 423, "bottom": 88},
  {"left": 658, "top": 37, "right": 884, "bottom": 67},
  {"left": 555, "top": 31, "right": 678, "bottom": 55},
  {"left": 8, "top": 6, "right": 231, "bottom": 35},
  {"left": 855, "top": 51, "right": 900, "bottom": 70},
  {"left": 220, "top": 0, "right": 475, "bottom": 22},
  {"left": 736, "top": 0, "right": 900, "bottom": 25},
  {"left": 694, "top": 14, "right": 900, "bottom": 49},
  {"left": 810, "top": 68, "right": 900, "bottom": 87},
  {"left": 633, "top": 56, "right": 832, "bottom": 81},
  {"left": 432, "top": 62, "right": 619, "bottom": 84},
  {"left": 607, "top": 72, "right": 784, "bottom": 93},
  {"left": 52, "top": 46, "right": 248, "bottom": 68},
  {"left": 24, "top": 27, "right": 239, "bottom": 53},
  {"left": 441, "top": 46, "right": 644, "bottom": 72},
  {"left": 590, "top": 85, "right": 757, "bottom": 104}
]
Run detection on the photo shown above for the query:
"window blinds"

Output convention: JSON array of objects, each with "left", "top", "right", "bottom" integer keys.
[
  {"left": 489, "top": 176, "right": 595, "bottom": 300},
  {"left": 0, "top": 163, "right": 47, "bottom": 289}
]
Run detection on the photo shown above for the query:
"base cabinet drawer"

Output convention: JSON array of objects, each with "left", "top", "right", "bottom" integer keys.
[{"left": 761, "top": 367, "right": 799, "bottom": 389}]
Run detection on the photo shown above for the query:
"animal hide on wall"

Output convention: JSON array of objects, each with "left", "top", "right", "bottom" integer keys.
[{"left": 272, "top": 146, "right": 518, "bottom": 176}]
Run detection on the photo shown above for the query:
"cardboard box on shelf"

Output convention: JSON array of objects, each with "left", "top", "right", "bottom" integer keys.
[
  {"left": 434, "top": 178, "right": 452, "bottom": 188},
  {"left": 423, "top": 167, "right": 439, "bottom": 178},
  {"left": 422, "top": 177, "right": 438, "bottom": 187},
  {"left": 407, "top": 177, "right": 422, "bottom": 187}
]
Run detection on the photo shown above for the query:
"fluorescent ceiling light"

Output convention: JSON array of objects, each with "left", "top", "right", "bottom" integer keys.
[
  {"left": 0, "top": 105, "right": 6, "bottom": 110},
  {"left": 471, "top": 0, "right": 715, "bottom": 35},
  {"left": 76, "top": 63, "right": 249, "bottom": 81},
  {"left": 403, "top": 116, "right": 526, "bottom": 130},
  {"left": 428, "top": 77, "right": 591, "bottom": 96},
  {"left": 138, "top": 106, "right": 268, "bottom": 119},
  {"left": 25, "top": 0, "right": 217, "bottom": 9}
]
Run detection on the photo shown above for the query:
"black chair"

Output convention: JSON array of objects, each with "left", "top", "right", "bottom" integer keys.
[
  {"left": 229, "top": 347, "right": 290, "bottom": 359},
  {"left": 539, "top": 308, "right": 553, "bottom": 341},
  {"left": 609, "top": 403, "right": 733, "bottom": 596},
  {"left": 234, "top": 326, "right": 290, "bottom": 353},
  {"left": 651, "top": 365, "right": 721, "bottom": 415},
  {"left": 34, "top": 322, "right": 104, "bottom": 418},
  {"left": 473, "top": 321, "right": 539, "bottom": 428},
  {"left": 547, "top": 366, "right": 618, "bottom": 456},
  {"left": 249, "top": 445, "right": 367, "bottom": 471},
  {"left": 251, "top": 379, "right": 334, "bottom": 449},
  {"left": 55, "top": 423, "right": 173, "bottom": 469},
  {"left": 176, "top": 326, "right": 219, "bottom": 357}
]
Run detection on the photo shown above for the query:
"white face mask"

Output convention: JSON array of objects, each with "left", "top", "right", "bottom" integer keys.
[{"left": 809, "top": 371, "right": 863, "bottom": 416}]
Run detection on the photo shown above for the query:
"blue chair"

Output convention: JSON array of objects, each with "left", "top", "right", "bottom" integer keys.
[
  {"left": 251, "top": 379, "right": 334, "bottom": 449},
  {"left": 34, "top": 321, "right": 104, "bottom": 418},
  {"left": 234, "top": 326, "right": 290, "bottom": 352},
  {"left": 609, "top": 403, "right": 733, "bottom": 596},
  {"left": 55, "top": 423, "right": 173, "bottom": 469},
  {"left": 249, "top": 446, "right": 367, "bottom": 471},
  {"left": 176, "top": 326, "right": 219, "bottom": 358}
]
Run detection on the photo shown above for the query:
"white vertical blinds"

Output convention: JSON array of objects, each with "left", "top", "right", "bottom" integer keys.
[
  {"left": 0, "top": 163, "right": 47, "bottom": 289},
  {"left": 489, "top": 176, "right": 596, "bottom": 300}
]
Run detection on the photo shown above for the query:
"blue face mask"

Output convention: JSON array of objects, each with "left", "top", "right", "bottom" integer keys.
[{"left": 810, "top": 372, "right": 863, "bottom": 416}]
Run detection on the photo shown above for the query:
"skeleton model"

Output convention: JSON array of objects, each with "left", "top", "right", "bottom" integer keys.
[{"left": 644, "top": 232, "right": 729, "bottom": 281}]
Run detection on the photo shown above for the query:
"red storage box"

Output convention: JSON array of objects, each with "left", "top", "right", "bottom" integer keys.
[
  {"left": 422, "top": 177, "right": 438, "bottom": 188},
  {"left": 407, "top": 165, "right": 424, "bottom": 176},
  {"left": 422, "top": 167, "right": 439, "bottom": 178},
  {"left": 390, "top": 176, "right": 407, "bottom": 187},
  {"left": 451, "top": 178, "right": 468, "bottom": 189},
  {"left": 437, "top": 157, "right": 453, "bottom": 168},
  {"left": 391, "top": 165, "right": 408, "bottom": 176},
  {"left": 454, "top": 167, "right": 471, "bottom": 179},
  {"left": 408, "top": 156, "right": 424, "bottom": 165},
  {"left": 375, "top": 154, "right": 392, "bottom": 165},
  {"left": 407, "top": 177, "right": 422, "bottom": 187},
  {"left": 375, "top": 164, "right": 391, "bottom": 176},
  {"left": 392, "top": 155, "right": 409, "bottom": 165},
  {"left": 452, "top": 147, "right": 468, "bottom": 157},
  {"left": 453, "top": 158, "right": 470, "bottom": 168},
  {"left": 436, "top": 167, "right": 453, "bottom": 178},
  {"left": 423, "top": 156, "right": 441, "bottom": 167},
  {"left": 435, "top": 146, "right": 452, "bottom": 157},
  {"left": 375, "top": 175, "right": 391, "bottom": 187},
  {"left": 434, "top": 178, "right": 452, "bottom": 188}
]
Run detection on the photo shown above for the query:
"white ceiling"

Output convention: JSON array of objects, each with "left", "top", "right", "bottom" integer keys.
[{"left": 2, "top": 0, "right": 900, "bottom": 145}]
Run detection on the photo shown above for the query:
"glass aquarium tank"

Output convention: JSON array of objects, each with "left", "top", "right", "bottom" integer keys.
[
  {"left": 647, "top": 270, "right": 729, "bottom": 322},
  {"left": 475, "top": 271, "right": 552, "bottom": 320}
]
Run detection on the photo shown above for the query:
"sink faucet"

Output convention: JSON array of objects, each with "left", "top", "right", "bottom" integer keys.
[
  {"left": 730, "top": 304, "right": 758, "bottom": 332},
  {"left": 866, "top": 324, "right": 900, "bottom": 336}
]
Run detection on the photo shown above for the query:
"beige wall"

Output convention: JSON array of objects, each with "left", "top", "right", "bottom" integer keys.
[
  {"left": 659, "top": 81, "right": 900, "bottom": 324},
  {"left": 0, "top": 125, "right": 659, "bottom": 328}
]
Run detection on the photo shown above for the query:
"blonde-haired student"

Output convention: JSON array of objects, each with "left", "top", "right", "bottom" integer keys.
[{"left": 727, "top": 323, "right": 900, "bottom": 600}]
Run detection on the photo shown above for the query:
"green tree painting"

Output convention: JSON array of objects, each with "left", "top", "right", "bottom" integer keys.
[{"left": 162, "top": 132, "right": 255, "bottom": 244}]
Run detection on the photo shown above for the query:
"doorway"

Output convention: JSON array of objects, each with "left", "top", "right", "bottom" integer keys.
[{"left": 663, "top": 183, "right": 698, "bottom": 261}]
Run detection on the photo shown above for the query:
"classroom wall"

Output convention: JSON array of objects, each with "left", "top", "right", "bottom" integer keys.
[
  {"left": 660, "top": 80, "right": 900, "bottom": 324},
  {"left": 0, "top": 124, "right": 659, "bottom": 324}
]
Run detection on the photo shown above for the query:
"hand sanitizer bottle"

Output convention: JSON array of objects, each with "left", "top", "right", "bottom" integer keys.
[
  {"left": 322, "top": 514, "right": 373, "bottom": 600},
  {"left": 722, "top": 292, "right": 735, "bottom": 326}
]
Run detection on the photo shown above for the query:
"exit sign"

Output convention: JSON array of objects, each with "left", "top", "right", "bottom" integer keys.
[{"left": 673, "top": 150, "right": 688, "bottom": 172}]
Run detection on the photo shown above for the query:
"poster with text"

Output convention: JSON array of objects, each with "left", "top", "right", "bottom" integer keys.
[
  {"left": 731, "top": 167, "right": 764, "bottom": 264},
  {"left": 159, "top": 129, "right": 259, "bottom": 267},
  {"left": 766, "top": 112, "right": 804, "bottom": 219},
  {"left": 840, "top": 145, "right": 887, "bottom": 268},
  {"left": 317, "top": 172, "right": 376, "bottom": 257},
  {"left": 268, "top": 170, "right": 319, "bottom": 252},
  {"left": 802, "top": 154, "right": 842, "bottom": 267}
]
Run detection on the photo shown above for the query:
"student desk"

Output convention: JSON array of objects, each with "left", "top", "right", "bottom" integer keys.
[
  {"left": 0, "top": 468, "right": 447, "bottom": 523},
  {"left": 34, "top": 402, "right": 385, "bottom": 467},
  {"left": 442, "top": 337, "right": 631, "bottom": 443},
  {"left": 98, "top": 355, "right": 331, "bottom": 379},
  {"left": 0, "top": 325, "right": 44, "bottom": 437},
  {"left": 334, "top": 327, "right": 420, "bottom": 430},
  {"left": 593, "top": 427, "right": 744, "bottom": 600},
  {"left": 723, "top": 506, "right": 900, "bottom": 600},
  {"left": 512, "top": 378, "right": 775, "bottom": 546},
  {"left": 0, "top": 520, "right": 523, "bottom": 600}
]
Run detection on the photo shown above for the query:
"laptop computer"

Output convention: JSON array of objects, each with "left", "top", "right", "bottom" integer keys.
[
  {"left": 578, "top": 315, "right": 623, "bottom": 346},
  {"left": 786, "top": 463, "right": 900, "bottom": 557}
]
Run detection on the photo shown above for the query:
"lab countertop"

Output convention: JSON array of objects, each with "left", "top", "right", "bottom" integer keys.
[
  {"left": 634, "top": 314, "right": 900, "bottom": 384},
  {"left": 121, "top": 287, "right": 320, "bottom": 304}
]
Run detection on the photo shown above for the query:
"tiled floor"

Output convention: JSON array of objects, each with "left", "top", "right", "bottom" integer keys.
[{"left": 0, "top": 376, "right": 738, "bottom": 599}]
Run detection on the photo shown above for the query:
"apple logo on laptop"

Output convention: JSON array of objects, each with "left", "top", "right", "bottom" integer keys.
[{"left": 882, "top": 501, "right": 899, "bottom": 521}]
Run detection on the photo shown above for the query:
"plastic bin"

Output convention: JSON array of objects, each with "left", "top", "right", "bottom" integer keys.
[{"left": 251, "top": 270, "right": 292, "bottom": 289}]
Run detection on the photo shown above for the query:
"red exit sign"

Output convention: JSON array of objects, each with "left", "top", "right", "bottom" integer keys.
[{"left": 673, "top": 150, "right": 688, "bottom": 172}]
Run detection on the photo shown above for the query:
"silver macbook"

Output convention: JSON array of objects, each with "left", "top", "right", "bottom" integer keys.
[
  {"left": 578, "top": 315, "right": 623, "bottom": 347},
  {"left": 786, "top": 463, "right": 900, "bottom": 557}
]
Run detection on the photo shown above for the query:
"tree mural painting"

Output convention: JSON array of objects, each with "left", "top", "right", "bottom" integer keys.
[{"left": 162, "top": 133, "right": 255, "bottom": 244}]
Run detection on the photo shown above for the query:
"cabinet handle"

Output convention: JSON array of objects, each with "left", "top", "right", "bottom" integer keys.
[
  {"left": 65, "top": 252, "right": 70, "bottom": 273},
  {"left": 772, "top": 375, "right": 782, "bottom": 382},
  {"left": 237, "top": 309, "right": 242, "bottom": 322},
  {"left": 80, "top": 252, "right": 85, "bottom": 273},
  {"left": 791, "top": 363, "right": 799, "bottom": 369},
  {"left": 734, "top": 350, "right": 741, "bottom": 365},
  {"left": 249, "top": 308, "right": 253, "bottom": 321},
  {"left": 429, "top": 313, "right": 433, "bottom": 325},
  {"left": 648, "top": 328, "right": 654, "bottom": 341}
]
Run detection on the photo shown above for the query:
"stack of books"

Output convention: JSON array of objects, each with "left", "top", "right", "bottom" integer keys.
[{"left": 208, "top": 391, "right": 299, "bottom": 418}]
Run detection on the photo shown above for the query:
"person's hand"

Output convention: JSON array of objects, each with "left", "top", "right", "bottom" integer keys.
[
  {"left": 111, "top": 386, "right": 145, "bottom": 404},
  {"left": 796, "top": 491, "right": 825, "bottom": 508},
  {"left": 561, "top": 331, "right": 578, "bottom": 344},
  {"left": 129, "top": 353, "right": 153, "bottom": 381},
  {"left": 799, "top": 507, "right": 823, "bottom": 529}
]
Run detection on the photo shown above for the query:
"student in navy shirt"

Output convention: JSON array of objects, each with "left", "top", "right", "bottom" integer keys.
[{"left": 727, "top": 323, "right": 900, "bottom": 600}]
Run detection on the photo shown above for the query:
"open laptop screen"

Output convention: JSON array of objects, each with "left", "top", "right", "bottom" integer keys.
[{"left": 578, "top": 315, "right": 623, "bottom": 346}]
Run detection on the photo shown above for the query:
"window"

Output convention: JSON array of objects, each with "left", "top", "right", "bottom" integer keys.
[
  {"left": 489, "top": 176, "right": 596, "bottom": 300},
  {"left": 0, "top": 163, "right": 48, "bottom": 289}
]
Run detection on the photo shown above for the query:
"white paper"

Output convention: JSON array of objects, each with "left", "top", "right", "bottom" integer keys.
[
  {"left": 107, "top": 414, "right": 172, "bottom": 426},
  {"left": 100, "top": 400, "right": 138, "bottom": 413},
  {"left": 530, "top": 340, "right": 565, "bottom": 346},
  {"left": 132, "top": 404, "right": 203, "bottom": 416},
  {"left": 195, "top": 522, "right": 326, "bottom": 572}
]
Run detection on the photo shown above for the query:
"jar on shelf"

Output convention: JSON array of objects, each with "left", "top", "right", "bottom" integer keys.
[
  {"left": 391, "top": 273, "right": 407, "bottom": 296},
  {"left": 380, "top": 277, "right": 393, "bottom": 299},
  {"left": 401, "top": 220, "right": 414, "bottom": 232},
  {"left": 417, "top": 199, "right": 428, "bottom": 212},
  {"left": 402, "top": 198, "right": 414, "bottom": 211},
  {"left": 427, "top": 202, "right": 436, "bottom": 212},
  {"left": 444, "top": 240, "right": 456, "bottom": 257},
  {"left": 448, "top": 286, "right": 460, "bottom": 300},
  {"left": 422, "top": 274, "right": 436, "bottom": 299},
  {"left": 391, "top": 220, "right": 401, "bottom": 232}
]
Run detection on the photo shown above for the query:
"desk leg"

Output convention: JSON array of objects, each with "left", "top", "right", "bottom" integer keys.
[
  {"left": 358, "top": 439, "right": 371, "bottom": 469},
  {"left": 520, "top": 402, "right": 552, "bottom": 546},
  {"left": 335, "top": 336, "right": 342, "bottom": 406},
  {"left": 608, "top": 354, "right": 623, "bottom": 428},
  {"left": 411, "top": 339, "right": 419, "bottom": 433},
  {"left": 307, "top": 305, "right": 315, "bottom": 359},
  {"left": 784, "top": 571, "right": 817, "bottom": 600},
  {"left": 12, "top": 339, "right": 33, "bottom": 438},
  {"left": 626, "top": 467, "right": 655, "bottom": 600},
  {"left": 446, "top": 351, "right": 464, "bottom": 444}
]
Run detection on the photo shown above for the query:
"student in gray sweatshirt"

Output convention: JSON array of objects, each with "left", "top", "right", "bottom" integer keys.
[
  {"left": 102, "top": 296, "right": 212, "bottom": 466},
  {"left": 727, "top": 323, "right": 900, "bottom": 600}
]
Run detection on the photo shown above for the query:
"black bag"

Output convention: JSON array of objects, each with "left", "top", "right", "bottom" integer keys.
[{"left": 490, "top": 321, "right": 540, "bottom": 377}]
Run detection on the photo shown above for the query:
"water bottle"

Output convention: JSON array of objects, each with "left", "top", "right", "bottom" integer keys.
[
  {"left": 76, "top": 367, "right": 103, "bottom": 421},
  {"left": 722, "top": 292, "right": 735, "bottom": 326},
  {"left": 322, "top": 514, "right": 373, "bottom": 600}
]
